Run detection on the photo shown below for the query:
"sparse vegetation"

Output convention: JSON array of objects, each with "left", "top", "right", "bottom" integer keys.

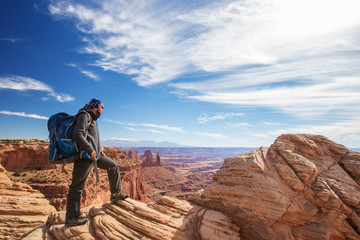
[
  {"left": 0, "top": 139, "right": 48, "bottom": 144},
  {"left": 13, "top": 172, "right": 21, "bottom": 177}
]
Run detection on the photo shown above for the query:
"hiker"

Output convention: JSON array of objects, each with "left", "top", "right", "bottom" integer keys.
[{"left": 65, "top": 98, "right": 129, "bottom": 227}]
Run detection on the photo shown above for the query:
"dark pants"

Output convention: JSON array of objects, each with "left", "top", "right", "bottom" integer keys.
[{"left": 65, "top": 155, "right": 122, "bottom": 220}]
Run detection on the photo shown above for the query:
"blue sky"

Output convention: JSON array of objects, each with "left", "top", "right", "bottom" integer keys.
[{"left": 1, "top": 0, "right": 360, "bottom": 148}]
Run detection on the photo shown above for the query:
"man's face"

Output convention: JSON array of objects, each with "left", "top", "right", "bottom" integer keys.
[{"left": 94, "top": 106, "right": 104, "bottom": 116}]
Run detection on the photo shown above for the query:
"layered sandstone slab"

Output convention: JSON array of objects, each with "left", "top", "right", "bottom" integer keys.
[
  {"left": 0, "top": 164, "right": 56, "bottom": 239},
  {"left": 191, "top": 134, "right": 360, "bottom": 240},
  {"left": 24, "top": 196, "right": 240, "bottom": 240}
]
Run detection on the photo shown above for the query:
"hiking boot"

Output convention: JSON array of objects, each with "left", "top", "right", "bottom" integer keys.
[
  {"left": 111, "top": 192, "right": 129, "bottom": 202},
  {"left": 65, "top": 217, "right": 89, "bottom": 227}
]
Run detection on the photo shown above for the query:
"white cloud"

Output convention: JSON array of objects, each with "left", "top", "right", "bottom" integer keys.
[
  {"left": 0, "top": 75, "right": 52, "bottom": 91},
  {"left": 269, "top": 117, "right": 360, "bottom": 142},
  {"left": 228, "top": 122, "right": 252, "bottom": 127},
  {"left": 195, "top": 132, "right": 227, "bottom": 139},
  {"left": 0, "top": 75, "right": 75, "bottom": 102},
  {"left": 67, "top": 63, "right": 99, "bottom": 81},
  {"left": 104, "top": 118, "right": 183, "bottom": 133},
  {"left": 106, "top": 137, "right": 136, "bottom": 141},
  {"left": 262, "top": 121, "right": 281, "bottom": 126},
  {"left": 80, "top": 70, "right": 98, "bottom": 81},
  {"left": 146, "top": 129, "right": 165, "bottom": 134},
  {"left": 140, "top": 123, "right": 184, "bottom": 133},
  {"left": 0, "top": 38, "right": 25, "bottom": 43},
  {"left": 180, "top": 76, "right": 360, "bottom": 119},
  {"left": 124, "top": 127, "right": 136, "bottom": 131},
  {"left": 198, "top": 112, "right": 244, "bottom": 123},
  {"left": 0, "top": 110, "right": 48, "bottom": 120},
  {"left": 48, "top": 0, "right": 360, "bottom": 119}
]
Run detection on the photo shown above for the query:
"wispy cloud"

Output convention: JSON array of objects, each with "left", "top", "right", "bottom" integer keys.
[
  {"left": 262, "top": 121, "right": 281, "bottom": 126},
  {"left": 49, "top": 0, "right": 360, "bottom": 120},
  {"left": 104, "top": 118, "right": 184, "bottom": 133},
  {"left": 124, "top": 127, "right": 137, "bottom": 131},
  {"left": 195, "top": 132, "right": 227, "bottom": 139},
  {"left": 227, "top": 122, "right": 252, "bottom": 127},
  {"left": 0, "top": 38, "right": 25, "bottom": 43},
  {"left": 67, "top": 63, "right": 99, "bottom": 81},
  {"left": 146, "top": 129, "right": 165, "bottom": 134},
  {"left": 0, "top": 75, "right": 75, "bottom": 102},
  {"left": 198, "top": 112, "right": 244, "bottom": 123},
  {"left": 105, "top": 137, "right": 136, "bottom": 141},
  {"left": 0, "top": 110, "right": 48, "bottom": 120},
  {"left": 268, "top": 117, "right": 360, "bottom": 142},
  {"left": 140, "top": 123, "right": 183, "bottom": 133}
]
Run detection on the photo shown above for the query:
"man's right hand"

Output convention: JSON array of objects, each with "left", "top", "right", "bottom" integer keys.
[{"left": 90, "top": 150, "right": 96, "bottom": 161}]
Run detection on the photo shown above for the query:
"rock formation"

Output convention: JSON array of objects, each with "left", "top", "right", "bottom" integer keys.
[
  {"left": 142, "top": 149, "right": 153, "bottom": 167},
  {"left": 18, "top": 134, "right": 360, "bottom": 239},
  {"left": 0, "top": 143, "right": 53, "bottom": 171},
  {"left": 141, "top": 150, "right": 162, "bottom": 167},
  {"left": 156, "top": 152, "right": 162, "bottom": 166},
  {"left": 23, "top": 196, "right": 240, "bottom": 240},
  {"left": 191, "top": 134, "right": 360, "bottom": 239},
  {"left": 0, "top": 164, "right": 56, "bottom": 239}
]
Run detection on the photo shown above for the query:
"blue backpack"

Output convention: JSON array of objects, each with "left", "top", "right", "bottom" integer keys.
[{"left": 48, "top": 111, "right": 91, "bottom": 165}]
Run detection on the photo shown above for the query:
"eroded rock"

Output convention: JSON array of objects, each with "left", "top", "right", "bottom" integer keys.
[
  {"left": 0, "top": 164, "right": 56, "bottom": 239},
  {"left": 191, "top": 134, "right": 360, "bottom": 240}
]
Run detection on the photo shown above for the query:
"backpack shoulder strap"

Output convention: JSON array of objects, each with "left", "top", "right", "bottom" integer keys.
[{"left": 75, "top": 110, "right": 92, "bottom": 129}]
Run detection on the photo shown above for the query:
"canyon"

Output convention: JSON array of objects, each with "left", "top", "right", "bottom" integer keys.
[
  {"left": 1, "top": 134, "right": 360, "bottom": 239},
  {"left": 21, "top": 134, "right": 360, "bottom": 239}
]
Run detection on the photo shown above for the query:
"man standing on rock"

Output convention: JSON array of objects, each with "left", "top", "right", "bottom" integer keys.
[{"left": 65, "top": 98, "right": 129, "bottom": 227}]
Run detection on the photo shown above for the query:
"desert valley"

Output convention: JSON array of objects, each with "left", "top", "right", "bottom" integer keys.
[{"left": 1, "top": 134, "right": 360, "bottom": 239}]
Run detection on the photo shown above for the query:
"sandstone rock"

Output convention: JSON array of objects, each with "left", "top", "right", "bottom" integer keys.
[
  {"left": 141, "top": 150, "right": 162, "bottom": 167},
  {"left": 190, "top": 134, "right": 360, "bottom": 240},
  {"left": 24, "top": 196, "right": 240, "bottom": 240},
  {"left": 142, "top": 149, "right": 153, "bottom": 167},
  {"left": 156, "top": 152, "right": 162, "bottom": 166},
  {"left": 0, "top": 164, "right": 56, "bottom": 239},
  {"left": 0, "top": 143, "right": 53, "bottom": 171},
  {"left": 22, "top": 134, "right": 360, "bottom": 239}
]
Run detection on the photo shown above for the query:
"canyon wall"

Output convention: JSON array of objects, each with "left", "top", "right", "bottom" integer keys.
[
  {"left": 1, "top": 143, "right": 148, "bottom": 210},
  {"left": 0, "top": 143, "right": 52, "bottom": 171}
]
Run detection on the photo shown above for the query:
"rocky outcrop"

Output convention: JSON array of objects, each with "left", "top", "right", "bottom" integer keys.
[
  {"left": 156, "top": 152, "right": 162, "bottom": 166},
  {"left": 190, "top": 134, "right": 360, "bottom": 240},
  {"left": 23, "top": 196, "right": 240, "bottom": 240},
  {"left": 141, "top": 150, "right": 162, "bottom": 167},
  {"left": 0, "top": 143, "right": 53, "bottom": 171},
  {"left": 0, "top": 164, "right": 55, "bottom": 239}
]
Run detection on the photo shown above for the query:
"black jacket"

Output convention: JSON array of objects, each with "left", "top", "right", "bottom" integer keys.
[{"left": 72, "top": 104, "right": 101, "bottom": 157}]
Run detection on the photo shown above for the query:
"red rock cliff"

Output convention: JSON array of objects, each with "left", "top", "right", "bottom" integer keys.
[
  {"left": 1, "top": 143, "right": 148, "bottom": 210},
  {"left": 0, "top": 143, "right": 53, "bottom": 171}
]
